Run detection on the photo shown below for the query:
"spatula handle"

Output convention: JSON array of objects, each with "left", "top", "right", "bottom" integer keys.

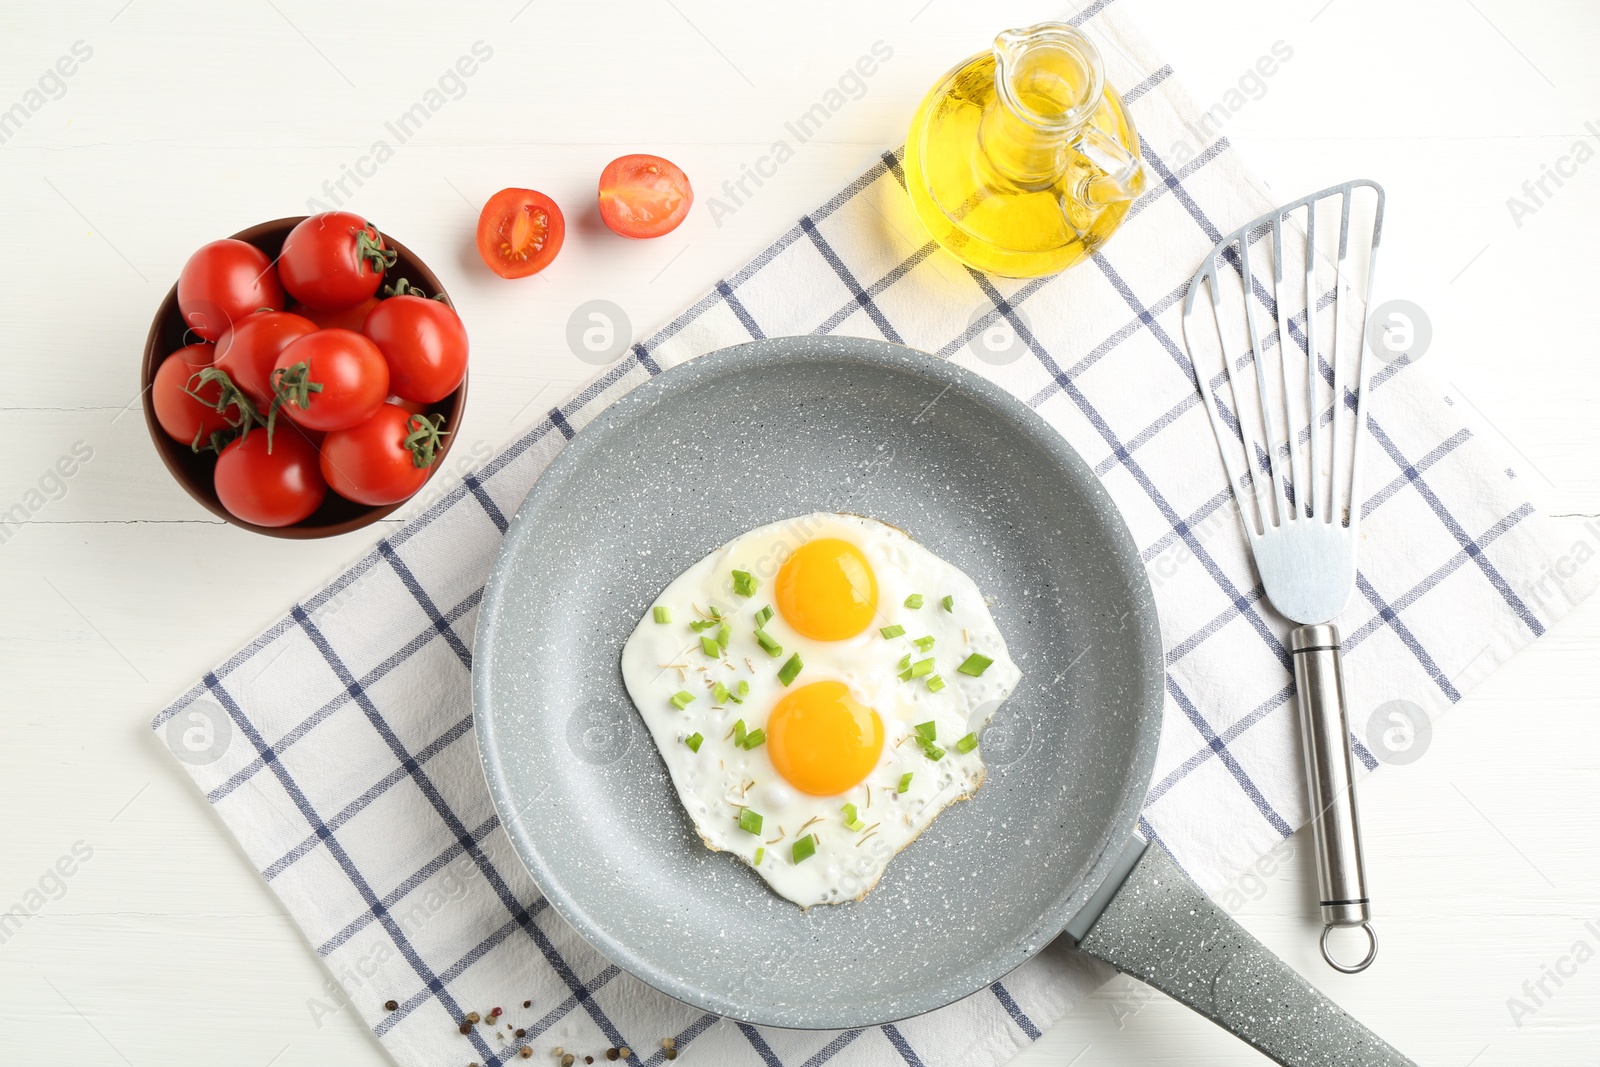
[{"left": 1290, "top": 622, "right": 1377, "bottom": 973}]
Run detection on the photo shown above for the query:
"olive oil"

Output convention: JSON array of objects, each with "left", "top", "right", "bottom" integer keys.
[{"left": 903, "top": 24, "right": 1145, "bottom": 278}]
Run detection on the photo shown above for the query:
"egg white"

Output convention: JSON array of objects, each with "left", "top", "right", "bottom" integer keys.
[{"left": 620, "top": 512, "right": 1021, "bottom": 908}]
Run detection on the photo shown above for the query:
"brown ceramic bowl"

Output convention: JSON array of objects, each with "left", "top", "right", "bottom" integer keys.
[{"left": 142, "top": 217, "right": 467, "bottom": 538}]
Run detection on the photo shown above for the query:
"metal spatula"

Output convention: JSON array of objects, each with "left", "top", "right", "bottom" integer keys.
[{"left": 1181, "top": 179, "right": 1385, "bottom": 973}]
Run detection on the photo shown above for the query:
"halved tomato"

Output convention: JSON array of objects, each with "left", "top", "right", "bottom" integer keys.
[
  {"left": 476, "top": 189, "right": 564, "bottom": 279},
  {"left": 598, "top": 154, "right": 693, "bottom": 239}
]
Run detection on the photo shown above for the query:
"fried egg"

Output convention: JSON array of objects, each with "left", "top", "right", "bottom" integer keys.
[{"left": 620, "top": 512, "right": 1021, "bottom": 908}]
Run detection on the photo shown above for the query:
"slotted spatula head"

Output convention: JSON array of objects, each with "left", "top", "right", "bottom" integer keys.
[{"left": 1181, "top": 179, "right": 1385, "bottom": 625}]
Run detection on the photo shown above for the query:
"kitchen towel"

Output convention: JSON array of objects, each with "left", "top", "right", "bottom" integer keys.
[{"left": 151, "top": 2, "right": 1596, "bottom": 1065}]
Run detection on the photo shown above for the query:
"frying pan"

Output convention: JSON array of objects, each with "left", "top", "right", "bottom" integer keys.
[{"left": 474, "top": 336, "right": 1415, "bottom": 1065}]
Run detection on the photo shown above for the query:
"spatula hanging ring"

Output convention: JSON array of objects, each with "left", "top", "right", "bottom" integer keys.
[{"left": 1322, "top": 920, "right": 1379, "bottom": 974}]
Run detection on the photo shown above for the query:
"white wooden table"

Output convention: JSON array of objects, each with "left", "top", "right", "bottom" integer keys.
[{"left": 3, "top": 1, "right": 1597, "bottom": 1063}]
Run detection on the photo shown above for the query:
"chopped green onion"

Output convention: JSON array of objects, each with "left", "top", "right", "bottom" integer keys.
[
  {"left": 742, "top": 728, "right": 766, "bottom": 750},
  {"left": 734, "top": 680, "right": 750, "bottom": 702},
  {"left": 841, "top": 803, "right": 858, "bottom": 824},
  {"left": 925, "top": 674, "right": 946, "bottom": 693},
  {"left": 957, "top": 653, "right": 994, "bottom": 677},
  {"left": 753, "top": 847, "right": 764, "bottom": 865},
  {"left": 670, "top": 690, "right": 695, "bottom": 710},
  {"left": 919, "top": 738, "right": 946, "bottom": 761},
  {"left": 897, "top": 653, "right": 911, "bottom": 670},
  {"left": 738, "top": 808, "right": 763, "bottom": 835},
  {"left": 904, "top": 593, "right": 924, "bottom": 609},
  {"left": 716, "top": 620, "right": 731, "bottom": 650},
  {"left": 913, "top": 635, "right": 935, "bottom": 653},
  {"left": 897, "top": 772, "right": 913, "bottom": 793},
  {"left": 732, "top": 570, "right": 758, "bottom": 597},
  {"left": 755, "top": 629, "right": 783, "bottom": 658},
  {"left": 684, "top": 732, "right": 703, "bottom": 752},
  {"left": 733, "top": 719, "right": 748, "bottom": 747},
  {"left": 791, "top": 834, "right": 817, "bottom": 864},
  {"left": 754, "top": 605, "right": 774, "bottom": 628},
  {"left": 879, "top": 624, "right": 906, "bottom": 639},
  {"left": 712, "top": 682, "right": 730, "bottom": 704},
  {"left": 700, "top": 635, "right": 721, "bottom": 658},
  {"left": 956, "top": 732, "right": 979, "bottom": 754},
  {"left": 941, "top": 595, "right": 954, "bottom": 612},
  {"left": 653, "top": 606, "right": 671, "bottom": 624},
  {"left": 777, "top": 653, "right": 803, "bottom": 686},
  {"left": 907, "top": 657, "right": 934, "bottom": 679},
  {"left": 690, "top": 619, "right": 718, "bottom": 632},
  {"left": 914, "top": 721, "right": 937, "bottom": 742}
]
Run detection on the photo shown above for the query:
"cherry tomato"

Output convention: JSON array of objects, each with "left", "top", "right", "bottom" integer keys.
[
  {"left": 598, "top": 154, "right": 693, "bottom": 239},
  {"left": 271, "top": 329, "right": 389, "bottom": 433},
  {"left": 213, "top": 426, "right": 326, "bottom": 527},
  {"left": 476, "top": 188, "right": 564, "bottom": 278},
  {"left": 291, "top": 296, "right": 379, "bottom": 332},
  {"left": 362, "top": 289, "right": 468, "bottom": 403},
  {"left": 177, "top": 239, "right": 285, "bottom": 342},
  {"left": 215, "top": 310, "right": 318, "bottom": 403},
  {"left": 152, "top": 344, "right": 232, "bottom": 446},
  {"left": 278, "top": 212, "right": 393, "bottom": 311},
  {"left": 320, "top": 403, "right": 444, "bottom": 506}
]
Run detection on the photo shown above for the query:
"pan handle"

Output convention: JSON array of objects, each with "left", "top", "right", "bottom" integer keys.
[{"left": 1069, "top": 839, "right": 1415, "bottom": 1067}]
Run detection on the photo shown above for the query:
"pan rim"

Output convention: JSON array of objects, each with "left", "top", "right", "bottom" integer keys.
[{"left": 473, "top": 336, "right": 1164, "bottom": 1029}]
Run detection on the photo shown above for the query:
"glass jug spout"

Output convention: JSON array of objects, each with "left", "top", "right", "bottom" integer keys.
[{"left": 988, "top": 23, "right": 1146, "bottom": 206}]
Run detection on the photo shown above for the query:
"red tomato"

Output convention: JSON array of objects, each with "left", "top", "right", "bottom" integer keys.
[
  {"left": 271, "top": 329, "right": 389, "bottom": 433},
  {"left": 362, "top": 291, "right": 468, "bottom": 403},
  {"left": 476, "top": 189, "right": 564, "bottom": 278},
  {"left": 213, "top": 426, "right": 326, "bottom": 527},
  {"left": 177, "top": 239, "right": 286, "bottom": 342},
  {"left": 598, "top": 154, "right": 693, "bottom": 239},
  {"left": 215, "top": 311, "right": 318, "bottom": 403},
  {"left": 152, "top": 344, "right": 232, "bottom": 447},
  {"left": 291, "top": 297, "right": 379, "bottom": 332},
  {"left": 278, "top": 212, "right": 394, "bottom": 311},
  {"left": 320, "top": 403, "right": 445, "bottom": 506}
]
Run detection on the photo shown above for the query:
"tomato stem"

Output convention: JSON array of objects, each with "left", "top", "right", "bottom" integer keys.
[
  {"left": 354, "top": 226, "right": 398, "bottom": 277},
  {"left": 381, "top": 277, "right": 424, "bottom": 299},
  {"left": 191, "top": 425, "right": 243, "bottom": 455},
  {"left": 380, "top": 276, "right": 453, "bottom": 305},
  {"left": 402, "top": 413, "right": 448, "bottom": 469},
  {"left": 267, "top": 361, "right": 324, "bottom": 453},
  {"left": 271, "top": 361, "right": 323, "bottom": 412},
  {"left": 183, "top": 366, "right": 264, "bottom": 453}
]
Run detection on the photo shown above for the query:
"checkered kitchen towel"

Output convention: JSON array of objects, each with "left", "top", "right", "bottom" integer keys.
[{"left": 152, "top": 2, "right": 1595, "bottom": 1065}]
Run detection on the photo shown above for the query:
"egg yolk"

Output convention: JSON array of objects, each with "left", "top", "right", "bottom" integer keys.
[
  {"left": 766, "top": 681, "right": 885, "bottom": 796},
  {"left": 774, "top": 538, "right": 878, "bottom": 641}
]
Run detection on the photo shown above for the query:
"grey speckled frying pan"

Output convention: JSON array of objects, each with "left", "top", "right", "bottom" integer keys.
[{"left": 474, "top": 337, "right": 1415, "bottom": 1066}]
